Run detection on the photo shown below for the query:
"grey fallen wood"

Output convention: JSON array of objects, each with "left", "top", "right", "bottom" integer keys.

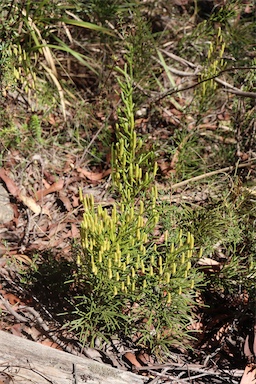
[
  {"left": 0, "top": 184, "right": 14, "bottom": 224},
  {"left": 0, "top": 330, "right": 146, "bottom": 384}
]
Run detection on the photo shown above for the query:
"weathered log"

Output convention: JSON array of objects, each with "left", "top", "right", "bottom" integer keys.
[{"left": 0, "top": 330, "right": 146, "bottom": 384}]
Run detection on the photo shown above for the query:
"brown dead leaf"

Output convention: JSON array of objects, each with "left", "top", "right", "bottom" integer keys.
[
  {"left": 22, "top": 324, "right": 41, "bottom": 341},
  {"left": 71, "top": 223, "right": 79, "bottom": 238},
  {"left": 65, "top": 175, "right": 83, "bottom": 186},
  {"left": 188, "top": 319, "right": 204, "bottom": 332},
  {"left": 48, "top": 222, "right": 67, "bottom": 238},
  {"left": 124, "top": 352, "right": 142, "bottom": 368},
  {"left": 63, "top": 159, "right": 74, "bottom": 173},
  {"left": 62, "top": 230, "right": 72, "bottom": 239},
  {"left": 58, "top": 191, "right": 72, "bottom": 211},
  {"left": 215, "top": 323, "right": 231, "bottom": 343},
  {"left": 43, "top": 170, "right": 57, "bottom": 183},
  {"left": 137, "top": 351, "right": 154, "bottom": 366},
  {"left": 61, "top": 245, "right": 72, "bottom": 254},
  {"left": 77, "top": 167, "right": 111, "bottom": 181},
  {"left": 237, "top": 148, "right": 250, "bottom": 161},
  {"left": 3, "top": 293, "right": 20, "bottom": 305},
  {"left": 12, "top": 254, "right": 32, "bottom": 266},
  {"left": 135, "top": 118, "right": 148, "bottom": 129},
  {"left": 240, "top": 365, "right": 256, "bottom": 384},
  {"left": 157, "top": 160, "right": 172, "bottom": 175},
  {"left": 198, "top": 257, "right": 221, "bottom": 272},
  {"left": 19, "top": 192, "right": 42, "bottom": 215},
  {"left": 0, "top": 168, "right": 20, "bottom": 197},
  {"left": 19, "top": 192, "right": 50, "bottom": 216},
  {"left": 170, "top": 107, "right": 183, "bottom": 117},
  {"left": 72, "top": 194, "right": 80, "bottom": 207},
  {"left": 156, "top": 232, "right": 166, "bottom": 245},
  {"left": 11, "top": 323, "right": 23, "bottom": 337},
  {"left": 35, "top": 178, "right": 64, "bottom": 200},
  {"left": 42, "top": 178, "right": 51, "bottom": 189},
  {"left": 0, "top": 171, "right": 48, "bottom": 215},
  {"left": 48, "top": 114, "right": 56, "bottom": 125},
  {"left": 40, "top": 339, "right": 63, "bottom": 350}
]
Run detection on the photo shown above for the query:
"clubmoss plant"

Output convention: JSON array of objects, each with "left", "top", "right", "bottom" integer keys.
[
  {"left": 30, "top": 114, "right": 44, "bottom": 145},
  {"left": 199, "top": 26, "right": 226, "bottom": 104},
  {"left": 72, "top": 59, "right": 203, "bottom": 352}
]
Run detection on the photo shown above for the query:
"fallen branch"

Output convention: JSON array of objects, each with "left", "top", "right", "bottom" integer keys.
[
  {"left": 171, "top": 158, "right": 256, "bottom": 190},
  {"left": 147, "top": 52, "right": 256, "bottom": 103},
  {"left": 0, "top": 330, "right": 146, "bottom": 384}
]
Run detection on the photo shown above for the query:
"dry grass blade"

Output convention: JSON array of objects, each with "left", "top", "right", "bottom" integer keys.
[
  {"left": 47, "top": 40, "right": 99, "bottom": 75},
  {"left": 154, "top": 50, "right": 183, "bottom": 110},
  {"left": 22, "top": 9, "right": 57, "bottom": 77},
  {"left": 41, "top": 63, "right": 66, "bottom": 120},
  {"left": 60, "top": 17, "right": 115, "bottom": 36}
]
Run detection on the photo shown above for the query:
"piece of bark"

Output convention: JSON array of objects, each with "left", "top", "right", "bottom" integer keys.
[{"left": 0, "top": 330, "right": 146, "bottom": 384}]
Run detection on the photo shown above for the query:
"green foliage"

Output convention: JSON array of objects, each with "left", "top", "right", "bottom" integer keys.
[
  {"left": 178, "top": 1, "right": 254, "bottom": 112},
  {"left": 209, "top": 252, "right": 255, "bottom": 300},
  {"left": 160, "top": 183, "right": 256, "bottom": 303},
  {"left": 125, "top": 14, "right": 157, "bottom": 85},
  {"left": 30, "top": 114, "right": 43, "bottom": 144},
  {"left": 183, "top": 199, "right": 242, "bottom": 253},
  {"left": 0, "top": 122, "right": 21, "bottom": 149},
  {"left": 209, "top": 188, "right": 256, "bottom": 299},
  {"left": 70, "top": 59, "right": 203, "bottom": 352},
  {"left": 207, "top": 1, "right": 255, "bottom": 65},
  {"left": 173, "top": 132, "right": 205, "bottom": 180},
  {"left": 77, "top": 0, "right": 122, "bottom": 23},
  {"left": 14, "top": 254, "right": 39, "bottom": 285},
  {"left": 0, "top": 0, "right": 112, "bottom": 113},
  {"left": 0, "top": 113, "right": 44, "bottom": 150}
]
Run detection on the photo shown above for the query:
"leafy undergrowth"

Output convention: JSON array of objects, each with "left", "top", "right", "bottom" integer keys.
[{"left": 0, "top": 0, "right": 256, "bottom": 383}]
